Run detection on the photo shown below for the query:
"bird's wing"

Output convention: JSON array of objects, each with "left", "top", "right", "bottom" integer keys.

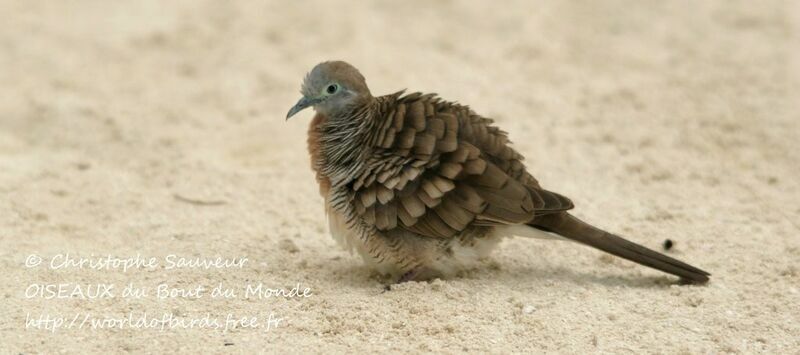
[{"left": 350, "top": 92, "right": 573, "bottom": 239}]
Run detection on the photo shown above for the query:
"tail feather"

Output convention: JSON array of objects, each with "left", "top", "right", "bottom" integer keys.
[{"left": 533, "top": 213, "right": 710, "bottom": 283}]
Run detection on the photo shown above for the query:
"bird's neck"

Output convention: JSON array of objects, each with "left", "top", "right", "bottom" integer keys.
[{"left": 313, "top": 98, "right": 382, "bottom": 188}]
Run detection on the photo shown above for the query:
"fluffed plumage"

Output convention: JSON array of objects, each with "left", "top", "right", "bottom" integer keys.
[{"left": 287, "top": 61, "right": 710, "bottom": 284}]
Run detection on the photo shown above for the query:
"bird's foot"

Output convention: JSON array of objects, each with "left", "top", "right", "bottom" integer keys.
[
  {"left": 382, "top": 269, "right": 422, "bottom": 292},
  {"left": 398, "top": 269, "right": 421, "bottom": 283}
]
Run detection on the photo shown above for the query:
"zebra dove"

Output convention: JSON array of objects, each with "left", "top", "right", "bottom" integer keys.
[{"left": 286, "top": 61, "right": 710, "bottom": 284}]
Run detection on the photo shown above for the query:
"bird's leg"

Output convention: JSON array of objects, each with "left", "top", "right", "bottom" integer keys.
[
  {"left": 397, "top": 269, "right": 421, "bottom": 283},
  {"left": 382, "top": 268, "right": 423, "bottom": 292}
]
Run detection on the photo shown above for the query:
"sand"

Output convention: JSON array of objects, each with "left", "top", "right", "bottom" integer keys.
[{"left": 1, "top": 1, "right": 799, "bottom": 353}]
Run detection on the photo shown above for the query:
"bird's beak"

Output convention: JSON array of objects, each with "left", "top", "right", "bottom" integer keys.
[{"left": 286, "top": 96, "right": 321, "bottom": 120}]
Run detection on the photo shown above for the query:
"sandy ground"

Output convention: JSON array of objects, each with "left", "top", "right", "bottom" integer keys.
[{"left": 1, "top": 1, "right": 799, "bottom": 353}]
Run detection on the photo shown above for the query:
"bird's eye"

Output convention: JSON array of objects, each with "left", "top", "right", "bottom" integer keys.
[{"left": 326, "top": 84, "right": 339, "bottom": 94}]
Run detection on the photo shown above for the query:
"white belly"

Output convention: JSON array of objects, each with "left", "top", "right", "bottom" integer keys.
[{"left": 325, "top": 205, "right": 504, "bottom": 278}]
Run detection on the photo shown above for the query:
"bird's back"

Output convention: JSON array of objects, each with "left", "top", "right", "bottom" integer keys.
[{"left": 344, "top": 91, "right": 574, "bottom": 239}]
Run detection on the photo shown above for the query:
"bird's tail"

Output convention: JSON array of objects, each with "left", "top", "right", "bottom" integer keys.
[{"left": 532, "top": 213, "right": 710, "bottom": 283}]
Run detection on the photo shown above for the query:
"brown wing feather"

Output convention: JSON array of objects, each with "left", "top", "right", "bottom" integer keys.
[{"left": 351, "top": 92, "right": 573, "bottom": 239}]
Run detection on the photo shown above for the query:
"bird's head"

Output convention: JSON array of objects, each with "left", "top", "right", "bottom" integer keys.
[{"left": 286, "top": 61, "right": 372, "bottom": 120}]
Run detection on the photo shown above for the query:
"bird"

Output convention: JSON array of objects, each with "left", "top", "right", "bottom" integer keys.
[{"left": 286, "top": 60, "right": 710, "bottom": 284}]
